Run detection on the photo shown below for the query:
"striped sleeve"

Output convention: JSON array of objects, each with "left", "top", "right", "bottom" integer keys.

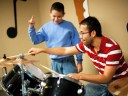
[
  {"left": 75, "top": 42, "right": 86, "bottom": 53},
  {"left": 106, "top": 45, "right": 122, "bottom": 66}
]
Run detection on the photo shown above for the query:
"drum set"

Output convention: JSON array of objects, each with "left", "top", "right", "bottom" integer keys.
[{"left": 0, "top": 54, "right": 84, "bottom": 96}]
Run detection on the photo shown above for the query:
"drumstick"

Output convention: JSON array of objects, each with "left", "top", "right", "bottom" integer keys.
[{"left": 40, "top": 64, "right": 59, "bottom": 75}]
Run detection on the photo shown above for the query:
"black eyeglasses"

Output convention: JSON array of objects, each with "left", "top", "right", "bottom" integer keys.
[{"left": 79, "top": 31, "right": 90, "bottom": 35}]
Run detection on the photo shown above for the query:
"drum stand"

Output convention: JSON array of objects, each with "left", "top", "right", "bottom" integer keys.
[
  {"left": 17, "top": 54, "right": 28, "bottom": 96},
  {"left": 18, "top": 59, "right": 46, "bottom": 96},
  {"left": 19, "top": 62, "right": 28, "bottom": 96},
  {"left": 18, "top": 62, "right": 44, "bottom": 96}
]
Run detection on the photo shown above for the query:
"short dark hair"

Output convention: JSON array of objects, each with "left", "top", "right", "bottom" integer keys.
[
  {"left": 80, "top": 16, "right": 102, "bottom": 37},
  {"left": 50, "top": 2, "right": 65, "bottom": 14}
]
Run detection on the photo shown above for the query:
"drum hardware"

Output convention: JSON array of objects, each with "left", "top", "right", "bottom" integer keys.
[
  {"left": 27, "top": 81, "right": 46, "bottom": 95},
  {"left": 56, "top": 74, "right": 66, "bottom": 87},
  {"left": 1, "top": 63, "right": 46, "bottom": 96},
  {"left": 0, "top": 53, "right": 84, "bottom": 96},
  {"left": 39, "top": 64, "right": 84, "bottom": 96},
  {"left": 28, "top": 88, "right": 40, "bottom": 94},
  {"left": 77, "top": 85, "right": 85, "bottom": 95},
  {"left": 2, "top": 67, "right": 7, "bottom": 76},
  {"left": 40, "top": 81, "right": 46, "bottom": 87},
  {"left": 77, "top": 88, "right": 83, "bottom": 94},
  {"left": 18, "top": 55, "right": 28, "bottom": 96},
  {"left": 57, "top": 76, "right": 62, "bottom": 87},
  {"left": 17, "top": 54, "right": 42, "bottom": 96},
  {"left": 0, "top": 53, "right": 38, "bottom": 68},
  {"left": 1, "top": 53, "right": 45, "bottom": 96},
  {"left": 0, "top": 55, "right": 39, "bottom": 66},
  {"left": 41, "top": 76, "right": 83, "bottom": 96},
  {"left": 3, "top": 54, "right": 7, "bottom": 59},
  {"left": 5, "top": 53, "right": 30, "bottom": 60},
  {"left": 0, "top": 54, "right": 15, "bottom": 67},
  {"left": 7, "top": 54, "right": 29, "bottom": 96},
  {"left": 39, "top": 81, "right": 46, "bottom": 95}
]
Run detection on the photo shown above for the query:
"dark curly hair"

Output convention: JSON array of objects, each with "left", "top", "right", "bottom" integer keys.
[
  {"left": 50, "top": 2, "right": 65, "bottom": 15},
  {"left": 80, "top": 16, "right": 102, "bottom": 37}
]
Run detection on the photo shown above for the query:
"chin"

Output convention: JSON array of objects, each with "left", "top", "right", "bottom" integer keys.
[
  {"left": 83, "top": 41, "right": 89, "bottom": 46},
  {"left": 54, "top": 21, "right": 60, "bottom": 24}
]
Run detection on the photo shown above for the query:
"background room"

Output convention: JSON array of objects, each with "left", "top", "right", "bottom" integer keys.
[{"left": 0, "top": 0, "right": 128, "bottom": 91}]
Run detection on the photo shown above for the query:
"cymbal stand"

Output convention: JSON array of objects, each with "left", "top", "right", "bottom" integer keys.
[
  {"left": 17, "top": 54, "right": 28, "bottom": 96},
  {"left": 20, "top": 62, "right": 28, "bottom": 96},
  {"left": 27, "top": 79, "right": 46, "bottom": 95}
]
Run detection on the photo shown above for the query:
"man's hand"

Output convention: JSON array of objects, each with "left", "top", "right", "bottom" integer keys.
[
  {"left": 28, "top": 16, "right": 35, "bottom": 27},
  {"left": 68, "top": 73, "right": 81, "bottom": 80},
  {"left": 28, "top": 47, "right": 42, "bottom": 56}
]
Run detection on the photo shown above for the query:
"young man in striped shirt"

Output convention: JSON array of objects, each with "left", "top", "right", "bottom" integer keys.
[{"left": 28, "top": 16, "right": 128, "bottom": 96}]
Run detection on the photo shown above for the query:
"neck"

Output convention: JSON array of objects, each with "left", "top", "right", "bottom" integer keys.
[{"left": 92, "top": 37, "right": 102, "bottom": 52}]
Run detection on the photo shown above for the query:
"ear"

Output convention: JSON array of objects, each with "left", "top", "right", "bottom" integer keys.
[
  {"left": 62, "top": 12, "right": 65, "bottom": 17},
  {"left": 91, "top": 30, "right": 96, "bottom": 37}
]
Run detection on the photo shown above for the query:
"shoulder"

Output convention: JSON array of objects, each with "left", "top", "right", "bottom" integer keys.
[
  {"left": 102, "top": 36, "right": 121, "bottom": 51},
  {"left": 62, "top": 20, "right": 74, "bottom": 26},
  {"left": 76, "top": 42, "right": 85, "bottom": 53},
  {"left": 43, "top": 21, "right": 52, "bottom": 26}
]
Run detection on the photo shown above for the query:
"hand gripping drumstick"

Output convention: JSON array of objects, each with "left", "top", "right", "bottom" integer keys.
[{"left": 40, "top": 64, "right": 59, "bottom": 75}]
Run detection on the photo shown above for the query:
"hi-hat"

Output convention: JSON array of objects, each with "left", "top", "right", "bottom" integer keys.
[
  {"left": 0, "top": 53, "right": 38, "bottom": 66},
  {"left": 108, "top": 77, "right": 128, "bottom": 96},
  {"left": 0, "top": 58, "right": 39, "bottom": 66}
]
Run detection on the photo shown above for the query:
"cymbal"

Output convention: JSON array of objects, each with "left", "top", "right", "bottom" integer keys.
[
  {"left": 3, "top": 53, "right": 30, "bottom": 59},
  {"left": 108, "top": 77, "right": 128, "bottom": 96},
  {"left": 0, "top": 58, "right": 39, "bottom": 66}
]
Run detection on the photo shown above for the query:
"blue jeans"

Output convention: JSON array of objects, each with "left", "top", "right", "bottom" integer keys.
[
  {"left": 83, "top": 83, "right": 115, "bottom": 96},
  {"left": 51, "top": 56, "right": 77, "bottom": 75}
]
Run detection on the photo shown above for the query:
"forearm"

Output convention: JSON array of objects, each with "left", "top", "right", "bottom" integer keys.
[
  {"left": 28, "top": 46, "right": 80, "bottom": 57},
  {"left": 68, "top": 73, "right": 113, "bottom": 84},
  {"left": 41, "top": 47, "right": 67, "bottom": 55},
  {"left": 78, "top": 73, "right": 112, "bottom": 84}
]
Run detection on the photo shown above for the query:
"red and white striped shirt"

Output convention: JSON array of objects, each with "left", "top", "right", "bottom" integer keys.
[{"left": 75, "top": 36, "right": 128, "bottom": 79}]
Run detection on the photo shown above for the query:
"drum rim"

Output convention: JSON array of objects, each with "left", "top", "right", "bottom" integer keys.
[
  {"left": 63, "top": 76, "right": 82, "bottom": 85},
  {"left": 23, "top": 64, "right": 46, "bottom": 81},
  {"left": 50, "top": 75, "right": 82, "bottom": 86},
  {"left": 25, "top": 71, "right": 43, "bottom": 82},
  {"left": 0, "top": 77, "right": 13, "bottom": 96},
  {"left": 15, "top": 64, "right": 42, "bottom": 82}
]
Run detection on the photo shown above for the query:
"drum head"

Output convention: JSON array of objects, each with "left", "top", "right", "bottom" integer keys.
[
  {"left": 24, "top": 64, "right": 46, "bottom": 81},
  {"left": 42, "top": 76, "right": 82, "bottom": 96}
]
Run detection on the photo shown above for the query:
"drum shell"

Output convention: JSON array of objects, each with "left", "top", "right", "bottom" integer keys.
[
  {"left": 1, "top": 64, "right": 41, "bottom": 96},
  {"left": 42, "top": 76, "right": 82, "bottom": 96}
]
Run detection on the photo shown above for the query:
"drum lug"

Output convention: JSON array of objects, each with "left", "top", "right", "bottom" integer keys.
[
  {"left": 77, "top": 85, "right": 85, "bottom": 96},
  {"left": 41, "top": 81, "right": 46, "bottom": 87},
  {"left": 2, "top": 67, "right": 7, "bottom": 76},
  {"left": 77, "top": 89, "right": 83, "bottom": 94}
]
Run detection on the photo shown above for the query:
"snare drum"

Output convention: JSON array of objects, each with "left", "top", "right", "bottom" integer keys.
[
  {"left": 42, "top": 75, "right": 83, "bottom": 96},
  {"left": 1, "top": 64, "right": 46, "bottom": 96}
]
